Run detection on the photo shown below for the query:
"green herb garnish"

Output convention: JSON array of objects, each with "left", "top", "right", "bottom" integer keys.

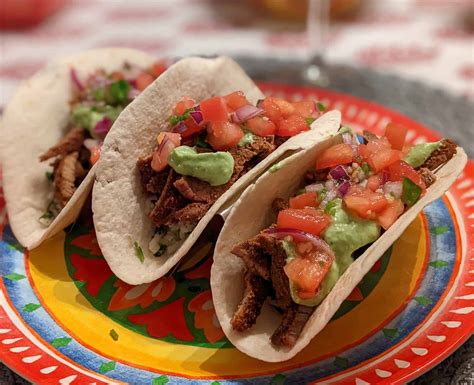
[
  {"left": 305, "top": 117, "right": 316, "bottom": 126},
  {"left": 109, "top": 329, "right": 119, "bottom": 341},
  {"left": 93, "top": 87, "right": 105, "bottom": 101},
  {"left": 238, "top": 131, "right": 254, "bottom": 147},
  {"left": 168, "top": 108, "right": 193, "bottom": 126},
  {"left": 402, "top": 177, "right": 422, "bottom": 207},
  {"left": 317, "top": 188, "right": 327, "bottom": 202},
  {"left": 324, "top": 200, "right": 337, "bottom": 215},
  {"left": 361, "top": 162, "right": 371, "bottom": 175},
  {"left": 107, "top": 80, "right": 130, "bottom": 105},
  {"left": 133, "top": 241, "right": 145, "bottom": 263},
  {"left": 316, "top": 102, "right": 326, "bottom": 112}
]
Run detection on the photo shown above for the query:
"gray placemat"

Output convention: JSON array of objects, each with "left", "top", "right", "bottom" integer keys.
[{"left": 1, "top": 60, "right": 472, "bottom": 384}]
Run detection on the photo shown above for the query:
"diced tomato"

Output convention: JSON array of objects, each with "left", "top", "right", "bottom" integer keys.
[
  {"left": 110, "top": 71, "right": 124, "bottom": 81},
  {"left": 358, "top": 143, "right": 369, "bottom": 160},
  {"left": 157, "top": 131, "right": 181, "bottom": 146},
  {"left": 277, "top": 208, "right": 330, "bottom": 236},
  {"left": 152, "top": 132, "right": 181, "bottom": 172},
  {"left": 246, "top": 116, "right": 276, "bottom": 136},
  {"left": 344, "top": 189, "right": 389, "bottom": 219},
  {"left": 224, "top": 91, "right": 249, "bottom": 111},
  {"left": 289, "top": 192, "right": 318, "bottom": 209},
  {"left": 135, "top": 72, "right": 155, "bottom": 91},
  {"left": 150, "top": 61, "right": 167, "bottom": 78},
  {"left": 207, "top": 121, "right": 243, "bottom": 151},
  {"left": 283, "top": 244, "right": 334, "bottom": 297},
  {"left": 384, "top": 123, "right": 408, "bottom": 151},
  {"left": 368, "top": 148, "right": 402, "bottom": 172},
  {"left": 90, "top": 145, "right": 101, "bottom": 165},
  {"left": 174, "top": 96, "right": 195, "bottom": 115},
  {"left": 292, "top": 100, "right": 316, "bottom": 117},
  {"left": 367, "top": 175, "right": 382, "bottom": 191},
  {"left": 276, "top": 114, "right": 309, "bottom": 137},
  {"left": 178, "top": 116, "right": 204, "bottom": 138},
  {"left": 260, "top": 97, "right": 283, "bottom": 122},
  {"left": 271, "top": 97, "right": 295, "bottom": 118},
  {"left": 366, "top": 137, "right": 392, "bottom": 153},
  {"left": 200, "top": 96, "right": 229, "bottom": 122},
  {"left": 388, "top": 160, "right": 426, "bottom": 191},
  {"left": 377, "top": 198, "right": 404, "bottom": 230},
  {"left": 315, "top": 143, "right": 353, "bottom": 170}
]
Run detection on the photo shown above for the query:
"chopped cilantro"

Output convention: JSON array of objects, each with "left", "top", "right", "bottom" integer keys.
[
  {"left": 107, "top": 80, "right": 130, "bottom": 105},
  {"left": 93, "top": 87, "right": 105, "bottom": 101},
  {"left": 402, "top": 177, "right": 422, "bottom": 206},
  {"left": 305, "top": 117, "right": 316, "bottom": 125},
  {"left": 45, "top": 171, "right": 53, "bottom": 182},
  {"left": 361, "top": 162, "right": 371, "bottom": 175},
  {"left": 317, "top": 188, "right": 327, "bottom": 202},
  {"left": 238, "top": 131, "right": 254, "bottom": 147},
  {"left": 109, "top": 329, "right": 119, "bottom": 341},
  {"left": 324, "top": 200, "right": 337, "bottom": 215},
  {"left": 133, "top": 241, "right": 145, "bottom": 263},
  {"left": 316, "top": 102, "right": 326, "bottom": 112},
  {"left": 168, "top": 108, "right": 193, "bottom": 127}
]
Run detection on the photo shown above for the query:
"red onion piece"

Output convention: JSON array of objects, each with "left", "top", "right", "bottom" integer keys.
[
  {"left": 70, "top": 68, "right": 84, "bottom": 91},
  {"left": 264, "top": 228, "right": 334, "bottom": 257},
  {"left": 190, "top": 110, "right": 203, "bottom": 124},
  {"left": 128, "top": 88, "right": 140, "bottom": 100},
  {"left": 94, "top": 116, "right": 113, "bottom": 139},
  {"left": 337, "top": 181, "right": 351, "bottom": 196},
  {"left": 329, "top": 165, "right": 349, "bottom": 181},
  {"left": 194, "top": 105, "right": 201, "bottom": 111},
  {"left": 383, "top": 181, "right": 403, "bottom": 198},
  {"left": 342, "top": 133, "right": 353, "bottom": 144},
  {"left": 83, "top": 138, "right": 101, "bottom": 151},
  {"left": 172, "top": 121, "right": 188, "bottom": 134},
  {"left": 231, "top": 105, "right": 264, "bottom": 123}
]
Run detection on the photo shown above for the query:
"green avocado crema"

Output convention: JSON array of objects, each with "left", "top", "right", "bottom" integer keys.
[
  {"left": 284, "top": 199, "right": 380, "bottom": 307},
  {"left": 71, "top": 104, "right": 122, "bottom": 135},
  {"left": 238, "top": 131, "right": 255, "bottom": 147},
  {"left": 168, "top": 146, "right": 234, "bottom": 186},
  {"left": 404, "top": 141, "right": 441, "bottom": 168}
]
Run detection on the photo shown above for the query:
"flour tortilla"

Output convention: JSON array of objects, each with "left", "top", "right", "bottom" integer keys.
[
  {"left": 0, "top": 48, "right": 155, "bottom": 249},
  {"left": 211, "top": 134, "right": 467, "bottom": 362},
  {"left": 92, "top": 56, "right": 341, "bottom": 285}
]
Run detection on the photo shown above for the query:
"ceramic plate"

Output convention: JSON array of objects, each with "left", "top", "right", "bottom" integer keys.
[{"left": 0, "top": 83, "right": 473, "bottom": 385}]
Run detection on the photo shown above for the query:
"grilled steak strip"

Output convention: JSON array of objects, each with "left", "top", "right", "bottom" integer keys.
[
  {"left": 231, "top": 271, "right": 271, "bottom": 332},
  {"left": 53, "top": 151, "right": 80, "bottom": 208},
  {"left": 420, "top": 139, "right": 457, "bottom": 171},
  {"left": 39, "top": 127, "right": 85, "bottom": 161}
]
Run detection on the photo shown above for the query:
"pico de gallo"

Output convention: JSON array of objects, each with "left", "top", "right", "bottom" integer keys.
[
  {"left": 137, "top": 92, "right": 325, "bottom": 258},
  {"left": 39, "top": 61, "right": 167, "bottom": 224},
  {"left": 230, "top": 124, "right": 457, "bottom": 347}
]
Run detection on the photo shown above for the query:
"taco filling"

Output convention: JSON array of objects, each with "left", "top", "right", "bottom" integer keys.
[
  {"left": 230, "top": 123, "right": 457, "bottom": 347},
  {"left": 39, "top": 61, "right": 167, "bottom": 224},
  {"left": 137, "top": 94, "right": 326, "bottom": 257}
]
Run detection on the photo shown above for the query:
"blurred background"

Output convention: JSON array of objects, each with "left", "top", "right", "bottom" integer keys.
[{"left": 0, "top": 0, "right": 473, "bottom": 108}]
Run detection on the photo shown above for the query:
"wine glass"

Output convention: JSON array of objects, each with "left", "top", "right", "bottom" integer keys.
[{"left": 303, "top": 0, "right": 331, "bottom": 87}]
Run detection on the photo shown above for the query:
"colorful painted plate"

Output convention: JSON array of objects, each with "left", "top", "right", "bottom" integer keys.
[{"left": 0, "top": 83, "right": 473, "bottom": 385}]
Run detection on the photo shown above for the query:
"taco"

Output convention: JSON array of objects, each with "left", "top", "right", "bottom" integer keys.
[
  {"left": 92, "top": 56, "right": 341, "bottom": 285},
  {"left": 1, "top": 48, "right": 165, "bottom": 249},
  {"left": 211, "top": 124, "right": 467, "bottom": 362}
]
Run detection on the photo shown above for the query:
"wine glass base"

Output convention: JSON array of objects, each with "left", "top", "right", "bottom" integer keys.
[{"left": 303, "top": 64, "right": 330, "bottom": 87}]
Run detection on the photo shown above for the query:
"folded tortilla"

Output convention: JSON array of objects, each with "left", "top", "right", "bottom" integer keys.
[
  {"left": 92, "top": 56, "right": 341, "bottom": 285},
  {"left": 0, "top": 48, "right": 155, "bottom": 249},
  {"left": 210, "top": 133, "right": 467, "bottom": 362}
]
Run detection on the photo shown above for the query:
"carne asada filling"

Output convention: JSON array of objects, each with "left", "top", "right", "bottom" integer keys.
[
  {"left": 231, "top": 126, "right": 457, "bottom": 347},
  {"left": 38, "top": 62, "right": 166, "bottom": 224},
  {"left": 138, "top": 93, "right": 325, "bottom": 256}
]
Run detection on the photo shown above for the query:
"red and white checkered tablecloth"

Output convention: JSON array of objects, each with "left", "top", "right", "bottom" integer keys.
[{"left": 1, "top": 0, "right": 473, "bottom": 107}]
